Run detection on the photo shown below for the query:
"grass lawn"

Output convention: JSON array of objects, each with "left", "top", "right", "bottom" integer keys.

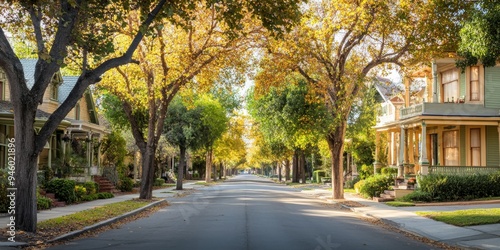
[
  {"left": 416, "top": 208, "right": 500, "bottom": 226},
  {"left": 385, "top": 201, "right": 415, "bottom": 207},
  {"left": 38, "top": 199, "right": 153, "bottom": 231}
]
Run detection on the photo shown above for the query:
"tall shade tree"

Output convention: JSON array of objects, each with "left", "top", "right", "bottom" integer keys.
[
  {"left": 194, "top": 94, "right": 228, "bottom": 182},
  {"left": 163, "top": 97, "right": 203, "bottom": 190},
  {"left": 248, "top": 77, "right": 331, "bottom": 183},
  {"left": 259, "top": 0, "right": 471, "bottom": 199},
  {"left": 99, "top": 1, "right": 305, "bottom": 199},
  {"left": 0, "top": 0, "right": 304, "bottom": 232},
  {"left": 213, "top": 113, "right": 247, "bottom": 178}
]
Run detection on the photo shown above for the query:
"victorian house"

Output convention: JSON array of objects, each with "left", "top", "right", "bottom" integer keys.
[
  {"left": 0, "top": 59, "right": 108, "bottom": 182},
  {"left": 374, "top": 57, "right": 500, "bottom": 178}
]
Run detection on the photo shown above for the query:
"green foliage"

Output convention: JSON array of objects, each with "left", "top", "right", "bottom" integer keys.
[
  {"left": 457, "top": 1, "right": 500, "bottom": 68},
  {"left": 346, "top": 86, "right": 378, "bottom": 166},
  {"left": 0, "top": 169, "right": 9, "bottom": 213},
  {"left": 358, "top": 164, "right": 374, "bottom": 180},
  {"left": 248, "top": 78, "right": 331, "bottom": 152},
  {"left": 37, "top": 196, "right": 53, "bottom": 210},
  {"left": 195, "top": 94, "right": 229, "bottom": 150},
  {"left": 418, "top": 173, "right": 500, "bottom": 201},
  {"left": 396, "top": 190, "right": 433, "bottom": 203},
  {"left": 45, "top": 179, "right": 77, "bottom": 204},
  {"left": 83, "top": 181, "right": 98, "bottom": 195},
  {"left": 355, "top": 174, "right": 394, "bottom": 199},
  {"left": 118, "top": 177, "right": 134, "bottom": 192},
  {"left": 74, "top": 185, "right": 87, "bottom": 201},
  {"left": 164, "top": 97, "right": 205, "bottom": 152},
  {"left": 154, "top": 178, "right": 165, "bottom": 187},
  {"left": 97, "top": 192, "right": 114, "bottom": 199},
  {"left": 101, "top": 129, "right": 129, "bottom": 175},
  {"left": 312, "top": 170, "right": 326, "bottom": 183},
  {"left": 344, "top": 176, "right": 360, "bottom": 189},
  {"left": 381, "top": 167, "right": 398, "bottom": 175},
  {"left": 81, "top": 194, "right": 99, "bottom": 201}
]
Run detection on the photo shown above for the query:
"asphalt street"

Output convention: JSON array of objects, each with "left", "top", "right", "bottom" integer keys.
[{"left": 50, "top": 174, "right": 442, "bottom": 250}]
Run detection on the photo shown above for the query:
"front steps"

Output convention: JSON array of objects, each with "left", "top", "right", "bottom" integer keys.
[
  {"left": 93, "top": 176, "right": 118, "bottom": 193},
  {"left": 373, "top": 179, "right": 415, "bottom": 202}
]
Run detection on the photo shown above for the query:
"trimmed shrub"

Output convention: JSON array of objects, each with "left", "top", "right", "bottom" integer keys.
[
  {"left": 83, "top": 181, "right": 98, "bottom": 195},
  {"left": 74, "top": 185, "right": 87, "bottom": 201},
  {"left": 381, "top": 167, "right": 398, "bottom": 175},
  {"left": 358, "top": 164, "right": 374, "bottom": 180},
  {"left": 356, "top": 174, "right": 394, "bottom": 198},
  {"left": 97, "top": 192, "right": 114, "bottom": 199},
  {"left": 118, "top": 177, "right": 134, "bottom": 192},
  {"left": 81, "top": 194, "right": 99, "bottom": 201},
  {"left": 354, "top": 179, "right": 365, "bottom": 194},
  {"left": 154, "top": 178, "right": 165, "bottom": 187},
  {"left": 344, "top": 175, "right": 360, "bottom": 189},
  {"left": 192, "top": 172, "right": 200, "bottom": 179},
  {"left": 37, "top": 196, "right": 53, "bottom": 210},
  {"left": 396, "top": 190, "right": 433, "bottom": 202},
  {"left": 45, "top": 178, "right": 77, "bottom": 204},
  {"left": 0, "top": 169, "right": 9, "bottom": 213},
  {"left": 418, "top": 174, "right": 495, "bottom": 201},
  {"left": 312, "top": 170, "right": 327, "bottom": 183}
]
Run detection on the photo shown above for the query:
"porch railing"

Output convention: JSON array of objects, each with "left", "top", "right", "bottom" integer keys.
[{"left": 429, "top": 166, "right": 500, "bottom": 175}]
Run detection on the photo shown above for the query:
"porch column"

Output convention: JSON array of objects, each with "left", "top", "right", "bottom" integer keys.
[
  {"left": 398, "top": 126, "right": 406, "bottom": 178},
  {"left": 432, "top": 60, "right": 438, "bottom": 103},
  {"left": 373, "top": 132, "right": 382, "bottom": 174},
  {"left": 419, "top": 121, "right": 429, "bottom": 175}
]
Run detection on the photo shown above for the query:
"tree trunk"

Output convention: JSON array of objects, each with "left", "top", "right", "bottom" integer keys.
[
  {"left": 292, "top": 150, "right": 299, "bottom": 183},
  {"left": 326, "top": 122, "right": 347, "bottom": 200},
  {"left": 176, "top": 146, "right": 186, "bottom": 190},
  {"left": 299, "top": 150, "right": 306, "bottom": 183},
  {"left": 139, "top": 145, "right": 156, "bottom": 199},
  {"left": 205, "top": 149, "right": 212, "bottom": 182},
  {"left": 278, "top": 162, "right": 282, "bottom": 182},
  {"left": 14, "top": 110, "right": 39, "bottom": 232},
  {"left": 219, "top": 162, "right": 223, "bottom": 180},
  {"left": 222, "top": 163, "right": 227, "bottom": 179},
  {"left": 285, "top": 159, "right": 290, "bottom": 181}
]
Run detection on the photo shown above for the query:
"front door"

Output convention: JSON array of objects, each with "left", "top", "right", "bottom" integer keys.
[{"left": 430, "top": 134, "right": 438, "bottom": 165}]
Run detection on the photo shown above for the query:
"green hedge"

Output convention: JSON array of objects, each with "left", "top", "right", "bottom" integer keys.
[
  {"left": 312, "top": 170, "right": 326, "bottom": 183},
  {"left": 118, "top": 177, "right": 134, "bottom": 192},
  {"left": 417, "top": 172, "right": 500, "bottom": 201},
  {"left": 45, "top": 178, "right": 77, "bottom": 204},
  {"left": 154, "top": 178, "right": 165, "bottom": 187},
  {"left": 354, "top": 174, "right": 394, "bottom": 198},
  {"left": 381, "top": 167, "right": 398, "bottom": 175},
  {"left": 396, "top": 190, "right": 433, "bottom": 202}
]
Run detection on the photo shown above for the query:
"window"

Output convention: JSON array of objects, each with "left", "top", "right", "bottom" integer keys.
[
  {"left": 441, "top": 69, "right": 459, "bottom": 103},
  {"left": 470, "top": 128, "right": 481, "bottom": 166},
  {"left": 50, "top": 74, "right": 60, "bottom": 101},
  {"left": 470, "top": 66, "right": 480, "bottom": 101},
  {"left": 443, "top": 130, "right": 459, "bottom": 166},
  {"left": 75, "top": 104, "right": 80, "bottom": 120},
  {"left": 0, "top": 70, "right": 5, "bottom": 100}
]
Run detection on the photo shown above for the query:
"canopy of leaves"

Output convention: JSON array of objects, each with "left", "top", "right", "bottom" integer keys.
[
  {"left": 457, "top": 1, "right": 500, "bottom": 68},
  {"left": 163, "top": 97, "right": 204, "bottom": 151},
  {"left": 194, "top": 94, "right": 229, "bottom": 149},
  {"left": 248, "top": 76, "right": 331, "bottom": 151},
  {"left": 213, "top": 113, "right": 247, "bottom": 168}
]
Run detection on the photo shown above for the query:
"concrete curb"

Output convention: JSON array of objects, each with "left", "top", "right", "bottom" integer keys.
[{"left": 46, "top": 199, "right": 168, "bottom": 244}]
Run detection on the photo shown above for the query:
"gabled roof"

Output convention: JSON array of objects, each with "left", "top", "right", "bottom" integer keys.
[
  {"left": 60, "top": 76, "right": 78, "bottom": 103},
  {"left": 19, "top": 59, "right": 63, "bottom": 89},
  {"left": 373, "top": 77, "right": 404, "bottom": 103}
]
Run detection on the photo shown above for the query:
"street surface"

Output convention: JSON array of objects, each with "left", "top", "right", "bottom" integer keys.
[{"left": 50, "top": 174, "right": 441, "bottom": 250}]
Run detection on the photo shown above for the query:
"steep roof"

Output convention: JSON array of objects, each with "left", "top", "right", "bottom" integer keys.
[
  {"left": 373, "top": 77, "right": 404, "bottom": 102},
  {"left": 60, "top": 76, "right": 78, "bottom": 103}
]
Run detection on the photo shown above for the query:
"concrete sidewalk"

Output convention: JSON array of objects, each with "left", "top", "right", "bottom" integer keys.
[
  {"left": 303, "top": 188, "right": 500, "bottom": 250},
  {"left": 0, "top": 182, "right": 198, "bottom": 248}
]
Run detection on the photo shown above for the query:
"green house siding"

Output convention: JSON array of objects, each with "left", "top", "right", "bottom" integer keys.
[
  {"left": 460, "top": 126, "right": 466, "bottom": 166},
  {"left": 460, "top": 72, "right": 466, "bottom": 98},
  {"left": 486, "top": 126, "right": 499, "bottom": 166},
  {"left": 485, "top": 66, "right": 500, "bottom": 109}
]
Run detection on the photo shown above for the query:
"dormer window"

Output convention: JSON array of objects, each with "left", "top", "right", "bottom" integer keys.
[{"left": 50, "top": 73, "right": 62, "bottom": 101}]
